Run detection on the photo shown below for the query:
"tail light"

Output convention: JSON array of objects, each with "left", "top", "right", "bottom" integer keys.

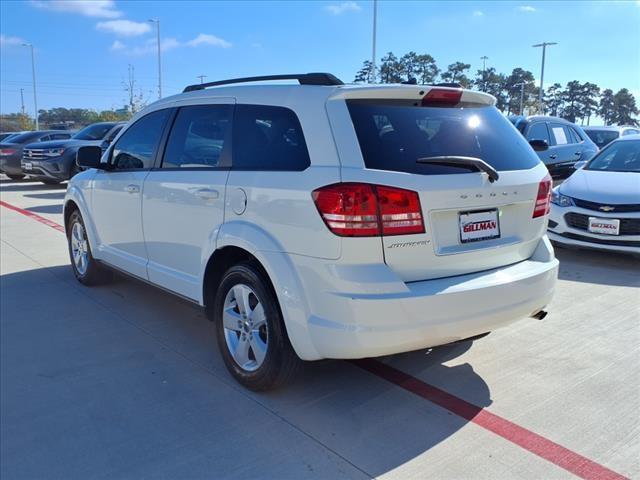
[
  {"left": 532, "top": 174, "right": 552, "bottom": 218},
  {"left": 422, "top": 88, "right": 463, "bottom": 106},
  {"left": 312, "top": 183, "right": 425, "bottom": 237},
  {"left": 0, "top": 148, "right": 17, "bottom": 156}
]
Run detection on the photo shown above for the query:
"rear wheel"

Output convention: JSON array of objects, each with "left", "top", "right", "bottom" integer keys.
[
  {"left": 6, "top": 174, "right": 25, "bottom": 180},
  {"left": 67, "top": 210, "right": 109, "bottom": 285},
  {"left": 214, "top": 263, "right": 302, "bottom": 391}
]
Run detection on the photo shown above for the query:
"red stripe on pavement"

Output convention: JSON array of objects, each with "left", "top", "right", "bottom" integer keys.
[
  {"left": 0, "top": 200, "right": 65, "bottom": 233},
  {"left": 0, "top": 199, "right": 629, "bottom": 480},
  {"left": 353, "top": 359, "right": 628, "bottom": 480}
]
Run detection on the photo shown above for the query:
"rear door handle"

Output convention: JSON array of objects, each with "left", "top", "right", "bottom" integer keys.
[
  {"left": 574, "top": 151, "right": 582, "bottom": 156},
  {"left": 194, "top": 188, "right": 219, "bottom": 200},
  {"left": 549, "top": 154, "right": 557, "bottom": 160},
  {"left": 125, "top": 184, "right": 140, "bottom": 194}
]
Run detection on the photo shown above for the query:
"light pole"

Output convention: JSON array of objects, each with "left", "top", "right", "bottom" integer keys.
[
  {"left": 197, "top": 75, "right": 207, "bottom": 84},
  {"left": 148, "top": 19, "right": 162, "bottom": 99},
  {"left": 515, "top": 82, "right": 525, "bottom": 115},
  {"left": 370, "top": 0, "right": 377, "bottom": 83},
  {"left": 22, "top": 43, "right": 38, "bottom": 130},
  {"left": 480, "top": 55, "right": 488, "bottom": 92},
  {"left": 532, "top": 42, "right": 557, "bottom": 113}
]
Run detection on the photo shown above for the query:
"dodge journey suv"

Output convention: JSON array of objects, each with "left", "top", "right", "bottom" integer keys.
[{"left": 64, "top": 73, "right": 558, "bottom": 390}]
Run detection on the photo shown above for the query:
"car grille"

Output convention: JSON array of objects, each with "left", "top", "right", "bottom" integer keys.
[
  {"left": 572, "top": 198, "right": 640, "bottom": 213},
  {"left": 564, "top": 212, "right": 640, "bottom": 235},
  {"left": 557, "top": 232, "right": 640, "bottom": 247},
  {"left": 22, "top": 149, "right": 49, "bottom": 161}
]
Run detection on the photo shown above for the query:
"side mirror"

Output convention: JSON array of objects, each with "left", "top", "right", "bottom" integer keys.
[
  {"left": 76, "top": 145, "right": 107, "bottom": 170},
  {"left": 574, "top": 160, "right": 588, "bottom": 170},
  {"left": 529, "top": 139, "right": 549, "bottom": 152}
]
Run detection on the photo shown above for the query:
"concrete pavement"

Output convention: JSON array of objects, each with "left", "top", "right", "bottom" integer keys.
[{"left": 1, "top": 176, "right": 638, "bottom": 479}]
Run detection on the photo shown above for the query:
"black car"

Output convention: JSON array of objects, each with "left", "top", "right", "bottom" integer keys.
[
  {"left": 0, "top": 130, "right": 73, "bottom": 180},
  {"left": 21, "top": 122, "right": 125, "bottom": 185},
  {"left": 509, "top": 116, "right": 599, "bottom": 180}
]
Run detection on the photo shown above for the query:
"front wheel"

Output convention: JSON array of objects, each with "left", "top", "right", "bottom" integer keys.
[
  {"left": 67, "top": 210, "right": 109, "bottom": 285},
  {"left": 214, "top": 263, "right": 302, "bottom": 391},
  {"left": 42, "top": 179, "right": 61, "bottom": 186}
]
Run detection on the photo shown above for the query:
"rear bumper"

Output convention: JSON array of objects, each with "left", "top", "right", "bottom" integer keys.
[{"left": 293, "top": 236, "right": 558, "bottom": 359}]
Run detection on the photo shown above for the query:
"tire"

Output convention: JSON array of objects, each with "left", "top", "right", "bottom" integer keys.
[
  {"left": 42, "top": 179, "right": 61, "bottom": 186},
  {"left": 67, "top": 210, "right": 110, "bottom": 285},
  {"left": 6, "top": 174, "right": 25, "bottom": 180},
  {"left": 69, "top": 163, "right": 80, "bottom": 179},
  {"left": 214, "top": 262, "right": 302, "bottom": 391}
]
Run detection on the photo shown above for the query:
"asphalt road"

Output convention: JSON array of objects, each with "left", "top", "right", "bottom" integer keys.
[{"left": 1, "top": 176, "right": 638, "bottom": 480}]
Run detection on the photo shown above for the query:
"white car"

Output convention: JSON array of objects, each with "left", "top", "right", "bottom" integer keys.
[
  {"left": 549, "top": 134, "right": 640, "bottom": 256},
  {"left": 64, "top": 73, "right": 558, "bottom": 390}
]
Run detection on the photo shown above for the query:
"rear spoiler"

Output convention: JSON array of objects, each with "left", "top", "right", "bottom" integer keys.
[{"left": 329, "top": 85, "right": 496, "bottom": 106}]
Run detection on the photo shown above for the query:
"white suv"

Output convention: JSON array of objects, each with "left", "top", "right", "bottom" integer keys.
[{"left": 65, "top": 73, "right": 558, "bottom": 390}]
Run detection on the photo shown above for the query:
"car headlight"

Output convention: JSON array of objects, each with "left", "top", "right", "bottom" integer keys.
[
  {"left": 43, "top": 148, "right": 65, "bottom": 157},
  {"left": 551, "top": 189, "right": 573, "bottom": 207}
]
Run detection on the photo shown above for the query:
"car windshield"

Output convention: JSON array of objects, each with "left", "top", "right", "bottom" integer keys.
[
  {"left": 584, "top": 129, "right": 619, "bottom": 148},
  {"left": 585, "top": 139, "right": 640, "bottom": 172},
  {"left": 348, "top": 101, "right": 540, "bottom": 175},
  {"left": 73, "top": 124, "right": 114, "bottom": 141}
]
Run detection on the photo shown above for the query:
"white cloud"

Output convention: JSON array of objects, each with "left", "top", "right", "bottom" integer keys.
[
  {"left": 113, "top": 34, "right": 230, "bottom": 55},
  {"left": 472, "top": 10, "right": 484, "bottom": 16},
  {"left": 519, "top": 5, "right": 537, "bottom": 12},
  {"left": 31, "top": 0, "right": 121, "bottom": 18},
  {"left": 325, "top": 1, "right": 361, "bottom": 15},
  {"left": 0, "top": 34, "right": 26, "bottom": 47},
  {"left": 186, "top": 33, "right": 232, "bottom": 48},
  {"left": 97, "top": 19, "right": 151, "bottom": 37}
]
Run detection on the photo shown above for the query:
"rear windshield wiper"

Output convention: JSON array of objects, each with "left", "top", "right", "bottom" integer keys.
[{"left": 416, "top": 156, "right": 500, "bottom": 183}]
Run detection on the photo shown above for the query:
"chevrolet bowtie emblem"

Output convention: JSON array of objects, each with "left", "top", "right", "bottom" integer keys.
[{"left": 599, "top": 205, "right": 615, "bottom": 212}]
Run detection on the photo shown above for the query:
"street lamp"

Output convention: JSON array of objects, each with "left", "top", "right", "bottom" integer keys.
[
  {"left": 22, "top": 43, "right": 38, "bottom": 130},
  {"left": 148, "top": 19, "right": 162, "bottom": 99},
  {"left": 532, "top": 42, "right": 557, "bottom": 113},
  {"left": 514, "top": 82, "right": 526, "bottom": 115},
  {"left": 370, "top": 0, "right": 377, "bottom": 83},
  {"left": 480, "top": 55, "right": 489, "bottom": 92}
]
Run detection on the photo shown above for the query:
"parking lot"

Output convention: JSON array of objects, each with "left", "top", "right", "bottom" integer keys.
[{"left": 1, "top": 175, "right": 638, "bottom": 479}]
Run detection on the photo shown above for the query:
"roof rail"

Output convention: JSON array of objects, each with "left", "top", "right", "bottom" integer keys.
[{"left": 183, "top": 73, "right": 344, "bottom": 92}]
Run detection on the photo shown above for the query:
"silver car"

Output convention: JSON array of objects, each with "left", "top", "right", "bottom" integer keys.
[{"left": 583, "top": 125, "right": 640, "bottom": 149}]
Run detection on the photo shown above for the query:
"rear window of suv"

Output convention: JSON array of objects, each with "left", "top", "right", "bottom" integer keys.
[{"left": 347, "top": 100, "right": 540, "bottom": 175}]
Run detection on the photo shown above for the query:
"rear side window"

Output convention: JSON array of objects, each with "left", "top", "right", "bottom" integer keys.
[
  {"left": 163, "top": 105, "right": 232, "bottom": 168},
  {"left": 549, "top": 124, "right": 569, "bottom": 145},
  {"left": 526, "top": 122, "right": 550, "bottom": 144},
  {"left": 232, "top": 105, "right": 310, "bottom": 171},
  {"left": 50, "top": 133, "right": 71, "bottom": 140},
  {"left": 570, "top": 127, "right": 584, "bottom": 143},
  {"left": 112, "top": 109, "right": 170, "bottom": 170},
  {"left": 347, "top": 101, "right": 540, "bottom": 175}
]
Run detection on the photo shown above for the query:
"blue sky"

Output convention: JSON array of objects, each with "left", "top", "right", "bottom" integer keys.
[{"left": 1, "top": 0, "right": 638, "bottom": 115}]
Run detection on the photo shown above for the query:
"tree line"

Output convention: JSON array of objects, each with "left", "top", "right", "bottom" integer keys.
[{"left": 354, "top": 52, "right": 639, "bottom": 126}]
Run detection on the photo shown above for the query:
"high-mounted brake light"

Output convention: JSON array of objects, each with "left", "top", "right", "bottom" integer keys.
[
  {"left": 312, "top": 183, "right": 425, "bottom": 237},
  {"left": 532, "top": 174, "right": 552, "bottom": 218},
  {"left": 422, "top": 88, "right": 463, "bottom": 106}
]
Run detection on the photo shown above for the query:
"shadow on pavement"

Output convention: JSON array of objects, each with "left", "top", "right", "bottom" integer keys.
[
  {"left": 555, "top": 246, "right": 640, "bottom": 287},
  {"left": 0, "top": 182, "right": 65, "bottom": 192},
  {"left": 25, "top": 204, "right": 64, "bottom": 214},
  {"left": 23, "top": 192, "right": 66, "bottom": 200},
  {"left": 1, "top": 264, "right": 491, "bottom": 479}
]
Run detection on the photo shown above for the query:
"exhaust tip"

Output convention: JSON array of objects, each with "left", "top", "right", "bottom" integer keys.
[{"left": 531, "top": 310, "right": 548, "bottom": 320}]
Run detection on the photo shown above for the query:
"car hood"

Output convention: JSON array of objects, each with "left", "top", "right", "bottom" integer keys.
[
  {"left": 560, "top": 169, "right": 640, "bottom": 204},
  {"left": 24, "top": 139, "right": 103, "bottom": 150}
]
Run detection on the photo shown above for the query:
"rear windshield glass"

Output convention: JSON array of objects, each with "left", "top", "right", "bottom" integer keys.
[
  {"left": 584, "top": 129, "right": 619, "bottom": 149},
  {"left": 347, "top": 101, "right": 540, "bottom": 175},
  {"left": 4, "top": 132, "right": 40, "bottom": 144}
]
